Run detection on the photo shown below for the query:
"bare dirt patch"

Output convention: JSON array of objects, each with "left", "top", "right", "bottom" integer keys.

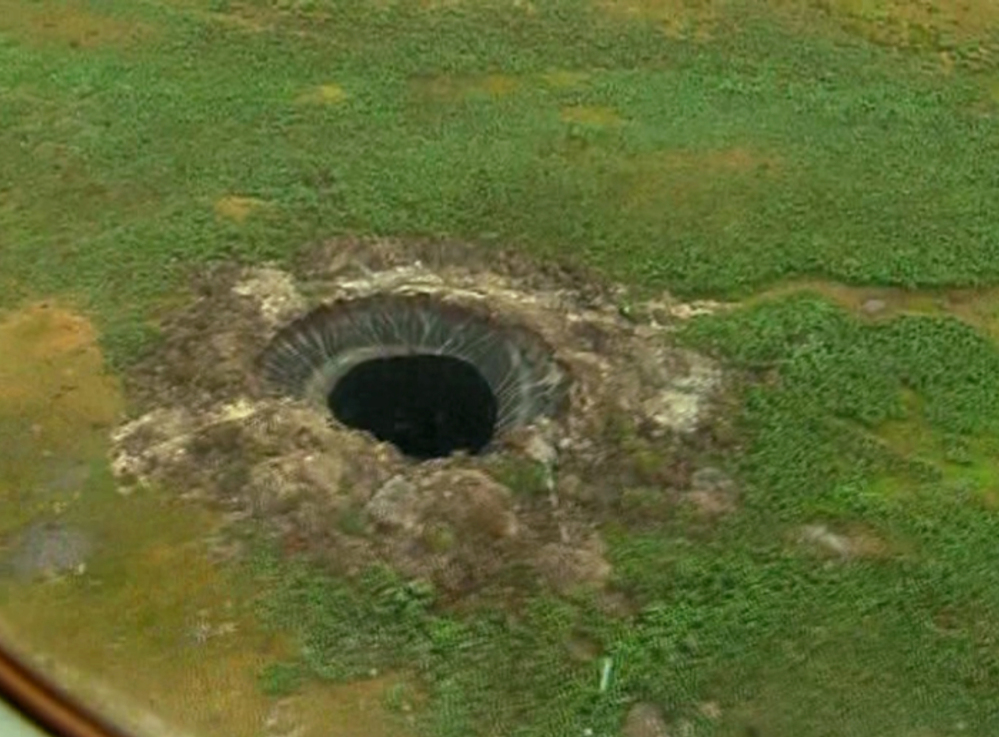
[{"left": 110, "top": 238, "right": 738, "bottom": 606}]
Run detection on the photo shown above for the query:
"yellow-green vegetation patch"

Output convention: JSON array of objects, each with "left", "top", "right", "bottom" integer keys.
[
  {"left": 214, "top": 195, "right": 270, "bottom": 222},
  {"left": 370, "top": 0, "right": 536, "bottom": 11},
  {"left": 3, "top": 141, "right": 160, "bottom": 241},
  {"left": 539, "top": 69, "right": 590, "bottom": 89},
  {"left": 0, "top": 0, "right": 152, "bottom": 49},
  {"left": 295, "top": 82, "right": 349, "bottom": 105},
  {"left": 769, "top": 0, "right": 999, "bottom": 72},
  {"left": 877, "top": 398, "right": 999, "bottom": 507},
  {"left": 0, "top": 304, "right": 123, "bottom": 536}
]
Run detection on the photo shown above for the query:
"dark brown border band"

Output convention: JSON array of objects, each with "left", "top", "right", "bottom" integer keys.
[{"left": 0, "top": 642, "right": 129, "bottom": 737}]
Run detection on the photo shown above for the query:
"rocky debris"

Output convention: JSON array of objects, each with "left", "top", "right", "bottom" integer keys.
[
  {"left": 640, "top": 351, "right": 723, "bottom": 437},
  {"left": 622, "top": 702, "right": 672, "bottom": 737},
  {"left": 3, "top": 522, "right": 93, "bottom": 581},
  {"left": 109, "top": 237, "right": 734, "bottom": 602},
  {"left": 797, "top": 523, "right": 891, "bottom": 560},
  {"left": 424, "top": 469, "right": 519, "bottom": 540},
  {"left": 232, "top": 266, "right": 307, "bottom": 328},
  {"left": 800, "top": 524, "right": 852, "bottom": 557},
  {"left": 110, "top": 407, "right": 195, "bottom": 493},
  {"left": 535, "top": 534, "right": 612, "bottom": 595},
  {"left": 642, "top": 293, "right": 734, "bottom": 325},
  {"left": 697, "top": 701, "right": 722, "bottom": 721},
  {"left": 684, "top": 466, "right": 738, "bottom": 516},
  {"left": 366, "top": 476, "right": 420, "bottom": 531},
  {"left": 523, "top": 428, "right": 558, "bottom": 470}
]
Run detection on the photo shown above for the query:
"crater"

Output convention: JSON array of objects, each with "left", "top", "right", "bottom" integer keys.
[
  {"left": 328, "top": 354, "right": 497, "bottom": 459},
  {"left": 110, "top": 238, "right": 732, "bottom": 601},
  {"left": 258, "top": 294, "right": 567, "bottom": 460}
]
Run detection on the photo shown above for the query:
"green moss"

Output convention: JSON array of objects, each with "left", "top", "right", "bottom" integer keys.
[{"left": 259, "top": 661, "right": 305, "bottom": 697}]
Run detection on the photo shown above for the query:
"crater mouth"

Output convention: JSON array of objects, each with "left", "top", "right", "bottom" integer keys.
[
  {"left": 258, "top": 294, "right": 568, "bottom": 459},
  {"left": 327, "top": 353, "right": 498, "bottom": 460}
]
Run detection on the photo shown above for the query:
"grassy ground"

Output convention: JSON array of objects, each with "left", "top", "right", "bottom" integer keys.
[{"left": 3, "top": 1, "right": 999, "bottom": 736}]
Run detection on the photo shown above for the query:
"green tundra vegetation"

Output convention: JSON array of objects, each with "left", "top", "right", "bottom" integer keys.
[{"left": 1, "top": 1, "right": 999, "bottom": 735}]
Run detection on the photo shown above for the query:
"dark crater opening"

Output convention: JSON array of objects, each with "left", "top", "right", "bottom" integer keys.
[
  {"left": 258, "top": 294, "right": 569, "bottom": 460},
  {"left": 327, "top": 354, "right": 499, "bottom": 460}
]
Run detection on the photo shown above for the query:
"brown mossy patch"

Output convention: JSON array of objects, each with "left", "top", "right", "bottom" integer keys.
[
  {"left": 768, "top": 0, "right": 999, "bottom": 72},
  {"left": 371, "top": 0, "right": 537, "bottom": 11},
  {"left": 594, "top": 0, "right": 722, "bottom": 40},
  {"left": 540, "top": 70, "right": 591, "bottom": 89},
  {"left": 0, "top": 298, "right": 413, "bottom": 736},
  {"left": 609, "top": 146, "right": 784, "bottom": 219},
  {"left": 0, "top": 0, "right": 152, "bottom": 49},
  {"left": 160, "top": 0, "right": 300, "bottom": 34},
  {"left": 793, "top": 520, "right": 909, "bottom": 562},
  {"left": 409, "top": 73, "right": 520, "bottom": 103},
  {"left": 5, "top": 142, "right": 160, "bottom": 239},
  {"left": 807, "top": 0, "right": 999, "bottom": 51},
  {"left": 0, "top": 304, "right": 124, "bottom": 535},
  {"left": 560, "top": 105, "right": 624, "bottom": 127},
  {"left": 753, "top": 280, "right": 999, "bottom": 344}
]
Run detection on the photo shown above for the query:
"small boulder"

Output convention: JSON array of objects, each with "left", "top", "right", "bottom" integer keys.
[
  {"left": 366, "top": 476, "right": 420, "bottom": 531},
  {"left": 861, "top": 298, "right": 887, "bottom": 315},
  {"left": 427, "top": 470, "right": 518, "bottom": 539},
  {"left": 622, "top": 702, "right": 671, "bottom": 737},
  {"left": 685, "top": 466, "right": 738, "bottom": 516},
  {"left": 535, "top": 535, "right": 611, "bottom": 595}
]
